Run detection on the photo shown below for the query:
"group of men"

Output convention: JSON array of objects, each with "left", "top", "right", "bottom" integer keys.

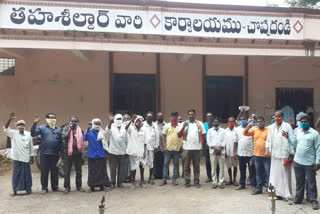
[
  {"left": 3, "top": 108, "right": 320, "bottom": 210},
  {"left": 202, "top": 109, "right": 320, "bottom": 210}
]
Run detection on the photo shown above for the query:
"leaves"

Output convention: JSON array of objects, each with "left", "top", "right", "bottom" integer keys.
[{"left": 285, "top": 0, "right": 320, "bottom": 8}]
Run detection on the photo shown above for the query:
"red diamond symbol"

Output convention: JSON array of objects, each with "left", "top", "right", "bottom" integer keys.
[
  {"left": 293, "top": 20, "right": 303, "bottom": 34},
  {"left": 150, "top": 14, "right": 161, "bottom": 29}
]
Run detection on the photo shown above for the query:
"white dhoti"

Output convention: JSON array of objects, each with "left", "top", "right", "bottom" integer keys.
[
  {"left": 145, "top": 150, "right": 154, "bottom": 169},
  {"left": 269, "top": 157, "right": 292, "bottom": 199},
  {"left": 129, "top": 156, "right": 146, "bottom": 171}
]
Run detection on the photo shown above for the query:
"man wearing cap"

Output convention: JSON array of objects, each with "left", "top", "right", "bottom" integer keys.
[
  {"left": 4, "top": 113, "right": 34, "bottom": 196},
  {"left": 290, "top": 115, "right": 320, "bottom": 210}
]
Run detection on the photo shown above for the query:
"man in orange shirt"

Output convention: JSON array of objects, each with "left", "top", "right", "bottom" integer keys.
[{"left": 243, "top": 116, "right": 270, "bottom": 195}]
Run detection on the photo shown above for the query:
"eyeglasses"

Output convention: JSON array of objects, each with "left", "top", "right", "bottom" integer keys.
[{"left": 17, "top": 124, "right": 25, "bottom": 126}]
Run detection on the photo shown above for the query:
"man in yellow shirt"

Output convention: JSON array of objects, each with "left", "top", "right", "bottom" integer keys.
[
  {"left": 243, "top": 116, "right": 270, "bottom": 195},
  {"left": 160, "top": 112, "right": 182, "bottom": 186}
]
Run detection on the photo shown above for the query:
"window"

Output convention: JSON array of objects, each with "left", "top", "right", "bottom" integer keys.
[
  {"left": 0, "top": 58, "right": 15, "bottom": 76},
  {"left": 276, "top": 88, "right": 314, "bottom": 126},
  {"left": 205, "top": 76, "right": 243, "bottom": 123},
  {"left": 113, "top": 74, "right": 156, "bottom": 116}
]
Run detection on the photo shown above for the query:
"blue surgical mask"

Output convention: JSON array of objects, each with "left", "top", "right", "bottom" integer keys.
[
  {"left": 300, "top": 122, "right": 310, "bottom": 129},
  {"left": 240, "top": 120, "right": 247, "bottom": 126},
  {"left": 271, "top": 119, "right": 275, "bottom": 124},
  {"left": 72, "top": 123, "right": 77, "bottom": 129}
]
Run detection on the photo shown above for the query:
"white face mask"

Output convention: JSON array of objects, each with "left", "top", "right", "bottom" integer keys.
[
  {"left": 114, "top": 119, "right": 123, "bottom": 127},
  {"left": 91, "top": 118, "right": 101, "bottom": 131}
]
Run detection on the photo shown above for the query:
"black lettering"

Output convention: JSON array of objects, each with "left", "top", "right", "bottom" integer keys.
[
  {"left": 55, "top": 9, "right": 71, "bottom": 26},
  {"left": 10, "top": 7, "right": 26, "bottom": 24},
  {"left": 97, "top": 10, "right": 109, "bottom": 28}
]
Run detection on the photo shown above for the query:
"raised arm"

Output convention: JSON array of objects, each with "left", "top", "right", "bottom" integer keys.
[
  {"left": 31, "top": 114, "right": 41, "bottom": 137},
  {"left": 4, "top": 113, "right": 16, "bottom": 138},
  {"left": 83, "top": 122, "right": 92, "bottom": 141},
  {"left": 243, "top": 123, "right": 254, "bottom": 136},
  {"left": 177, "top": 121, "right": 187, "bottom": 138},
  {"left": 5, "top": 112, "right": 16, "bottom": 129},
  {"left": 125, "top": 114, "right": 136, "bottom": 131}
]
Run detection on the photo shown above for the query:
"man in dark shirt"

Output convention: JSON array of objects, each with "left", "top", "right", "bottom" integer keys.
[
  {"left": 61, "top": 116, "right": 85, "bottom": 194},
  {"left": 31, "top": 113, "right": 62, "bottom": 194}
]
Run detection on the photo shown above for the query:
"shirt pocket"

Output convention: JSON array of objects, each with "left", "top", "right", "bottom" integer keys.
[
  {"left": 22, "top": 137, "right": 30, "bottom": 149},
  {"left": 298, "top": 134, "right": 312, "bottom": 143},
  {"left": 137, "top": 132, "right": 144, "bottom": 142}
]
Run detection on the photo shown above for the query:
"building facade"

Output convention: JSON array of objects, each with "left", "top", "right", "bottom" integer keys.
[{"left": 0, "top": 0, "right": 320, "bottom": 146}]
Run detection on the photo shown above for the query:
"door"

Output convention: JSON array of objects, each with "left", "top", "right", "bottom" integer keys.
[{"left": 113, "top": 74, "right": 156, "bottom": 116}]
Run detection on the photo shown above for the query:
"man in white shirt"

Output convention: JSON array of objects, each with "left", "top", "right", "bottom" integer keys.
[
  {"left": 105, "top": 114, "right": 127, "bottom": 188},
  {"left": 153, "top": 112, "right": 166, "bottom": 180},
  {"left": 207, "top": 117, "right": 226, "bottom": 189},
  {"left": 235, "top": 114, "right": 256, "bottom": 191},
  {"left": 4, "top": 113, "right": 34, "bottom": 196},
  {"left": 266, "top": 110, "right": 294, "bottom": 200},
  {"left": 143, "top": 111, "right": 160, "bottom": 185},
  {"left": 225, "top": 117, "right": 238, "bottom": 186},
  {"left": 125, "top": 115, "right": 147, "bottom": 189},
  {"left": 122, "top": 114, "right": 132, "bottom": 183},
  {"left": 178, "top": 109, "right": 206, "bottom": 188}
]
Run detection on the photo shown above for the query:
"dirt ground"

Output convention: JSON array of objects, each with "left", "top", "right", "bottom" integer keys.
[
  {"left": 0, "top": 159, "right": 319, "bottom": 214},
  {"left": 0, "top": 162, "right": 11, "bottom": 176}
]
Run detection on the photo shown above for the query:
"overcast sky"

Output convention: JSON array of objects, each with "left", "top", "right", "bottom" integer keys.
[{"left": 165, "top": 0, "right": 288, "bottom": 7}]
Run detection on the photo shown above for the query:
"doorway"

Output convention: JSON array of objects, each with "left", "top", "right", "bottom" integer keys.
[
  {"left": 276, "top": 88, "right": 314, "bottom": 126},
  {"left": 205, "top": 76, "right": 243, "bottom": 123},
  {"left": 113, "top": 74, "right": 156, "bottom": 116}
]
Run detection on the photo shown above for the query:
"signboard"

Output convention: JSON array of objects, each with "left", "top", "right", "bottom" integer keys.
[{"left": 0, "top": 3, "right": 304, "bottom": 40}]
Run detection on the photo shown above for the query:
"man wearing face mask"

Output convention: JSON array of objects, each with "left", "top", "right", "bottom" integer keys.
[
  {"left": 105, "top": 114, "right": 127, "bottom": 188},
  {"left": 292, "top": 112, "right": 310, "bottom": 201},
  {"left": 294, "top": 112, "right": 307, "bottom": 135},
  {"left": 160, "top": 112, "right": 182, "bottom": 186},
  {"left": 203, "top": 112, "right": 213, "bottom": 183},
  {"left": 84, "top": 118, "right": 110, "bottom": 192},
  {"left": 234, "top": 114, "right": 256, "bottom": 191},
  {"left": 289, "top": 115, "right": 320, "bottom": 210},
  {"left": 61, "top": 116, "right": 85, "bottom": 194},
  {"left": 269, "top": 114, "right": 275, "bottom": 127},
  {"left": 31, "top": 113, "right": 62, "bottom": 194},
  {"left": 225, "top": 117, "right": 238, "bottom": 186},
  {"left": 266, "top": 110, "right": 294, "bottom": 200},
  {"left": 207, "top": 117, "right": 226, "bottom": 189},
  {"left": 153, "top": 112, "right": 166, "bottom": 180},
  {"left": 143, "top": 111, "right": 159, "bottom": 185},
  {"left": 243, "top": 116, "right": 270, "bottom": 195},
  {"left": 4, "top": 113, "right": 34, "bottom": 196}
]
